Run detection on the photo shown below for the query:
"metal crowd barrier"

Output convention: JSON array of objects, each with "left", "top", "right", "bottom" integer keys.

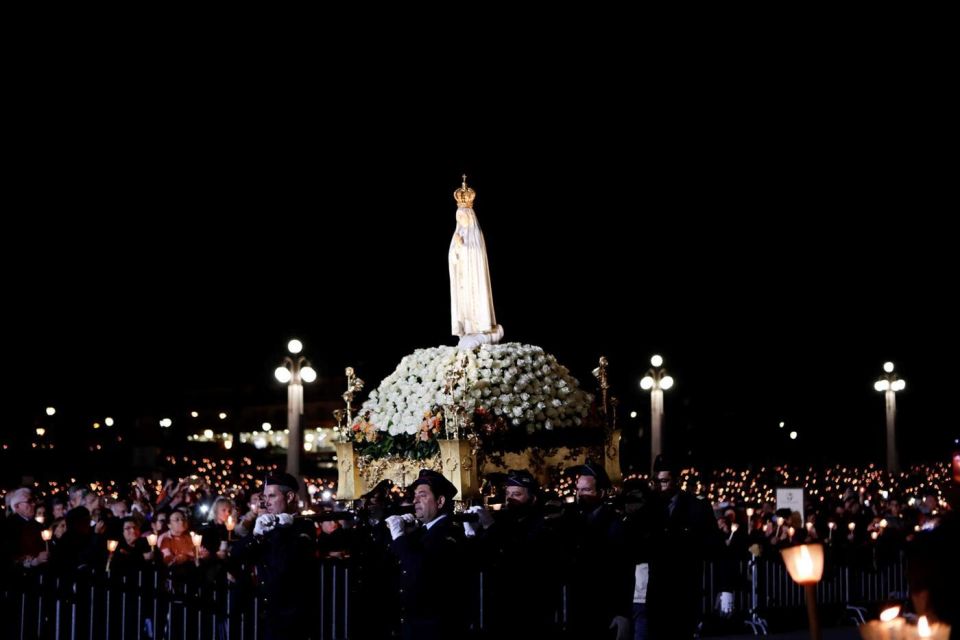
[
  {"left": 696, "top": 551, "right": 909, "bottom": 635},
  {"left": 5, "top": 553, "right": 909, "bottom": 639},
  {"left": 2, "top": 561, "right": 351, "bottom": 640}
]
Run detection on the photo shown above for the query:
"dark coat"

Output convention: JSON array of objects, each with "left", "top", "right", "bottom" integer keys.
[
  {"left": 390, "top": 516, "right": 465, "bottom": 640},
  {"left": 471, "top": 507, "right": 562, "bottom": 637},
  {"left": 648, "top": 491, "right": 720, "bottom": 639},
  {"left": 232, "top": 516, "right": 318, "bottom": 640},
  {"left": 562, "top": 504, "right": 635, "bottom": 636}
]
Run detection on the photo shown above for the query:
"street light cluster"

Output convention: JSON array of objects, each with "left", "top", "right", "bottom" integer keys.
[
  {"left": 274, "top": 339, "right": 317, "bottom": 479},
  {"left": 634, "top": 357, "right": 908, "bottom": 473},
  {"left": 874, "top": 361, "right": 906, "bottom": 473},
  {"left": 639, "top": 354, "right": 674, "bottom": 471}
]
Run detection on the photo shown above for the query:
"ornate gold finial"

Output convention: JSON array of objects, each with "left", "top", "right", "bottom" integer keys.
[{"left": 454, "top": 174, "right": 476, "bottom": 208}]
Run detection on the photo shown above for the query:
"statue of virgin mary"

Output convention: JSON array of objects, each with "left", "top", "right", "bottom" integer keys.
[{"left": 449, "top": 176, "right": 504, "bottom": 349}]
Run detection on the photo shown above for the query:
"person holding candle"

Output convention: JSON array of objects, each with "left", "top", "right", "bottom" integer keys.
[
  {"left": 233, "top": 491, "right": 263, "bottom": 539},
  {"left": 106, "top": 518, "right": 154, "bottom": 574},
  {"left": 3, "top": 487, "right": 49, "bottom": 569},
  {"left": 157, "top": 510, "right": 202, "bottom": 573},
  {"left": 231, "top": 472, "right": 317, "bottom": 640},
  {"left": 199, "top": 496, "right": 236, "bottom": 561}
]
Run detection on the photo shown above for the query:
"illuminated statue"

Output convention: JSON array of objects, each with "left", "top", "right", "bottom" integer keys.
[{"left": 449, "top": 176, "right": 504, "bottom": 349}]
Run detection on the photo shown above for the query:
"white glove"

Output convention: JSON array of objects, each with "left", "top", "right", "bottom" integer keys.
[
  {"left": 385, "top": 514, "right": 416, "bottom": 540},
  {"left": 254, "top": 514, "right": 278, "bottom": 536},
  {"left": 610, "top": 615, "right": 631, "bottom": 640},
  {"left": 719, "top": 591, "right": 734, "bottom": 615},
  {"left": 463, "top": 506, "right": 483, "bottom": 537},
  {"left": 276, "top": 513, "right": 294, "bottom": 527}
]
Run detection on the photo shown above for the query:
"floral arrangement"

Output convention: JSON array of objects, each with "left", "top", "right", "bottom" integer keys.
[{"left": 348, "top": 343, "right": 596, "bottom": 460}]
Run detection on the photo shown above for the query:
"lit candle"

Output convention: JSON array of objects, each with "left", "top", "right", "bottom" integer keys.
[
  {"left": 727, "top": 523, "right": 739, "bottom": 543},
  {"left": 746, "top": 507, "right": 754, "bottom": 518},
  {"left": 775, "top": 516, "right": 784, "bottom": 538},
  {"left": 35, "top": 515, "right": 45, "bottom": 525},
  {"left": 106, "top": 539, "right": 119, "bottom": 572},
  {"left": 41, "top": 528, "right": 52, "bottom": 553},
  {"left": 917, "top": 615, "right": 931, "bottom": 638},
  {"left": 225, "top": 515, "right": 235, "bottom": 541},
  {"left": 147, "top": 533, "right": 158, "bottom": 551},
  {"left": 828, "top": 521, "right": 835, "bottom": 542},
  {"left": 190, "top": 532, "right": 203, "bottom": 566},
  {"left": 874, "top": 605, "right": 903, "bottom": 640},
  {"left": 788, "top": 526, "right": 796, "bottom": 541}
]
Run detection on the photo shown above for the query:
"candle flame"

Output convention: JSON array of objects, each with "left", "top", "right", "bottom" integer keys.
[
  {"left": 107, "top": 540, "right": 119, "bottom": 553},
  {"left": 41, "top": 529, "right": 53, "bottom": 541},
  {"left": 147, "top": 533, "right": 158, "bottom": 548},
  {"left": 918, "top": 615, "right": 931, "bottom": 637},
  {"left": 879, "top": 606, "right": 900, "bottom": 622},
  {"left": 225, "top": 515, "right": 235, "bottom": 531},
  {"left": 796, "top": 544, "right": 814, "bottom": 579}
]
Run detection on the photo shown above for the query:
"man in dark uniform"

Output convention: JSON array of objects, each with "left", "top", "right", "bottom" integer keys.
[
  {"left": 647, "top": 455, "right": 720, "bottom": 639},
  {"left": 231, "top": 472, "right": 318, "bottom": 640},
  {"left": 563, "top": 462, "right": 634, "bottom": 640},
  {"left": 465, "top": 469, "right": 562, "bottom": 639},
  {"left": 387, "top": 469, "right": 465, "bottom": 640}
]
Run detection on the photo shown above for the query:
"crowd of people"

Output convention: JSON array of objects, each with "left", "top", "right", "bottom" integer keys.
[{"left": 2, "top": 458, "right": 956, "bottom": 639}]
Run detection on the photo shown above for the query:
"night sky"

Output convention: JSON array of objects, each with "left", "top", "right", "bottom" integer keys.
[{"left": 6, "top": 102, "right": 955, "bottom": 471}]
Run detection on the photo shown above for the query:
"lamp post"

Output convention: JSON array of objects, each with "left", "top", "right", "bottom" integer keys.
[
  {"left": 274, "top": 339, "right": 317, "bottom": 478},
  {"left": 873, "top": 361, "right": 905, "bottom": 473},
  {"left": 640, "top": 354, "right": 674, "bottom": 471}
]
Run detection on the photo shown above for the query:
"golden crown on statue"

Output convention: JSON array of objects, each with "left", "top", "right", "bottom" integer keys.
[{"left": 453, "top": 174, "right": 476, "bottom": 208}]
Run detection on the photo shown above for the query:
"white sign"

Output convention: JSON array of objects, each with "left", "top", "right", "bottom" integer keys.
[{"left": 776, "top": 488, "right": 804, "bottom": 516}]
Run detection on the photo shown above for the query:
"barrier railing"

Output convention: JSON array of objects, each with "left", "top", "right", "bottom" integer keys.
[{"left": 3, "top": 553, "right": 908, "bottom": 639}]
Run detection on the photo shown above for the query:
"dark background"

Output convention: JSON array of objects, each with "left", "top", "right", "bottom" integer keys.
[{"left": 4, "top": 64, "right": 955, "bottom": 477}]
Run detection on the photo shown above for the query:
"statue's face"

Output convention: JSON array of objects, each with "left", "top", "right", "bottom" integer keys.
[{"left": 456, "top": 210, "right": 473, "bottom": 227}]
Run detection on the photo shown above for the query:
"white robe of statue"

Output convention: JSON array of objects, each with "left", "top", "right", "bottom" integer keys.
[{"left": 449, "top": 206, "right": 503, "bottom": 348}]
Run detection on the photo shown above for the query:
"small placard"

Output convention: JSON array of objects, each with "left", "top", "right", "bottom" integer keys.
[{"left": 776, "top": 488, "right": 804, "bottom": 516}]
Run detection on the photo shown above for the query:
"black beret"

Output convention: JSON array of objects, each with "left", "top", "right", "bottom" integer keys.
[
  {"left": 264, "top": 472, "right": 299, "bottom": 493},
  {"left": 408, "top": 469, "right": 457, "bottom": 500},
  {"left": 653, "top": 454, "right": 679, "bottom": 475},
  {"left": 362, "top": 479, "right": 395, "bottom": 499},
  {"left": 565, "top": 461, "right": 611, "bottom": 489},
  {"left": 505, "top": 469, "right": 539, "bottom": 493}
]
